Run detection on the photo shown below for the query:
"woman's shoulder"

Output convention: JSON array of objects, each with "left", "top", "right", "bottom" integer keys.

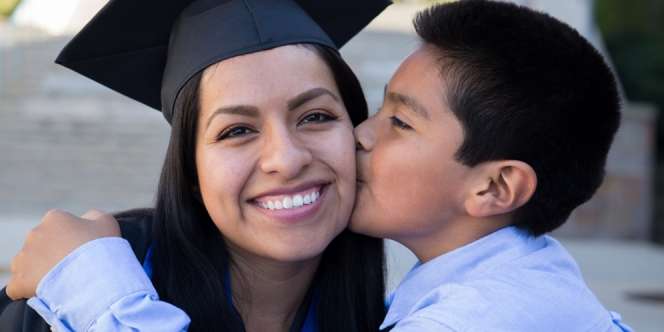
[
  {"left": 115, "top": 207, "right": 154, "bottom": 231},
  {"left": 0, "top": 288, "right": 50, "bottom": 332},
  {"left": 114, "top": 207, "right": 155, "bottom": 263}
]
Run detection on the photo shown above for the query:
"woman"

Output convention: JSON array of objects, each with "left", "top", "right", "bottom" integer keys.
[{"left": 0, "top": 0, "right": 390, "bottom": 331}]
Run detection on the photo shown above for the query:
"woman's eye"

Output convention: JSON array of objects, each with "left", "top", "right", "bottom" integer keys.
[
  {"left": 390, "top": 116, "right": 412, "bottom": 130},
  {"left": 299, "top": 112, "right": 337, "bottom": 125},
  {"left": 217, "top": 126, "right": 255, "bottom": 140}
]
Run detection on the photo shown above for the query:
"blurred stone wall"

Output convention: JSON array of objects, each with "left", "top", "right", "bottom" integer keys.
[
  {"left": 0, "top": 25, "right": 170, "bottom": 222},
  {"left": 555, "top": 103, "right": 657, "bottom": 240}
]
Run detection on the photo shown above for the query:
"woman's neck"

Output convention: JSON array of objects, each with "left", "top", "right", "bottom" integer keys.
[{"left": 227, "top": 245, "right": 320, "bottom": 332}]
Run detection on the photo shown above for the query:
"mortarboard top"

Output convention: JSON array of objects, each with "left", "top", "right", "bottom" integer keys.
[{"left": 55, "top": 0, "right": 391, "bottom": 124}]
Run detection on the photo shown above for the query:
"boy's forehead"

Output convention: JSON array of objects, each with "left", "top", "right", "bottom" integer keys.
[
  {"left": 390, "top": 45, "right": 443, "bottom": 88},
  {"left": 383, "top": 52, "right": 464, "bottom": 110},
  {"left": 386, "top": 46, "right": 447, "bottom": 110}
]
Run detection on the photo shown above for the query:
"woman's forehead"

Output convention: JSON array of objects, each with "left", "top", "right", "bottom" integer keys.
[
  {"left": 199, "top": 45, "right": 339, "bottom": 108},
  {"left": 203, "top": 45, "right": 321, "bottom": 78}
]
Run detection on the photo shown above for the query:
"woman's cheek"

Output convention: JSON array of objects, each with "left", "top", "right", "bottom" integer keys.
[
  {"left": 328, "top": 126, "right": 356, "bottom": 182},
  {"left": 310, "top": 125, "right": 356, "bottom": 217},
  {"left": 197, "top": 148, "right": 252, "bottom": 214}
]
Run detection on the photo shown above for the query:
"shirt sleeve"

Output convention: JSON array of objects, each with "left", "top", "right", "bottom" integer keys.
[{"left": 26, "top": 237, "right": 190, "bottom": 332}]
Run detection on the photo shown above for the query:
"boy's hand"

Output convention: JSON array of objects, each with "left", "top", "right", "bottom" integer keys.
[{"left": 6, "top": 209, "right": 121, "bottom": 300}]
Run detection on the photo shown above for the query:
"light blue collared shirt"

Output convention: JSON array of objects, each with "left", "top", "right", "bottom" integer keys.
[
  {"left": 27, "top": 237, "right": 191, "bottom": 331},
  {"left": 382, "top": 226, "right": 633, "bottom": 332}
]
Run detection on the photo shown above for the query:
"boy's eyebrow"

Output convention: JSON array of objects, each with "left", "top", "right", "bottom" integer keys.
[{"left": 386, "top": 90, "right": 431, "bottom": 120}]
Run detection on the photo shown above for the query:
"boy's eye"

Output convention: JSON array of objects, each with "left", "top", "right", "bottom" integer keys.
[
  {"left": 390, "top": 116, "right": 412, "bottom": 130},
  {"left": 299, "top": 112, "right": 337, "bottom": 125},
  {"left": 217, "top": 126, "right": 255, "bottom": 140}
]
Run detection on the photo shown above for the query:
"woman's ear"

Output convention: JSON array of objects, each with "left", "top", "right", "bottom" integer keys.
[{"left": 464, "top": 160, "right": 537, "bottom": 218}]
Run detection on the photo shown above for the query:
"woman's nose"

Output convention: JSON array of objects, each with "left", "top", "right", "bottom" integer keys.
[{"left": 259, "top": 126, "right": 313, "bottom": 179}]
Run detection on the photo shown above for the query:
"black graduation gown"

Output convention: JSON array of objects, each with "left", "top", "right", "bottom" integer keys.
[{"left": 0, "top": 208, "right": 154, "bottom": 331}]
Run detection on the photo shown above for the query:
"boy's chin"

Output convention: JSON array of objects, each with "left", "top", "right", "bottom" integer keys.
[{"left": 348, "top": 210, "right": 389, "bottom": 238}]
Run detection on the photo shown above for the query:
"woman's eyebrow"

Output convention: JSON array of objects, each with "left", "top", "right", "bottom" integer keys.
[
  {"left": 287, "top": 87, "right": 340, "bottom": 111},
  {"left": 205, "top": 87, "right": 339, "bottom": 130},
  {"left": 206, "top": 105, "right": 260, "bottom": 130}
]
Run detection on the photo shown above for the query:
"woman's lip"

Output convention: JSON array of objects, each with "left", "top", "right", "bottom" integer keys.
[
  {"left": 252, "top": 185, "right": 328, "bottom": 223},
  {"left": 250, "top": 180, "right": 329, "bottom": 201}
]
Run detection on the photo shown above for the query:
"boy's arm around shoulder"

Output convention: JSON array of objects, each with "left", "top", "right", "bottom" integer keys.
[{"left": 0, "top": 208, "right": 190, "bottom": 331}]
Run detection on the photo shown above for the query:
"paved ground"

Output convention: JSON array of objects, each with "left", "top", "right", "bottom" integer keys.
[{"left": 1, "top": 3, "right": 663, "bottom": 331}]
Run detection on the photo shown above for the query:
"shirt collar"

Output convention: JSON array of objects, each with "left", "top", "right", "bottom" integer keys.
[{"left": 381, "top": 226, "right": 545, "bottom": 329}]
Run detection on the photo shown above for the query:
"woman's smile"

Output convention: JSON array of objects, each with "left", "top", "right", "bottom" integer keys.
[{"left": 250, "top": 182, "right": 330, "bottom": 223}]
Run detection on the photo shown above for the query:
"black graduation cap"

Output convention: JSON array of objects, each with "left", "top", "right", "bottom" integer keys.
[{"left": 55, "top": 0, "right": 391, "bottom": 123}]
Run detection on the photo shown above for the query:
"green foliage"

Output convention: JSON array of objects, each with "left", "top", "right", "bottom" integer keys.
[
  {"left": 596, "top": 0, "right": 664, "bottom": 120},
  {"left": 0, "top": 0, "right": 20, "bottom": 18}
]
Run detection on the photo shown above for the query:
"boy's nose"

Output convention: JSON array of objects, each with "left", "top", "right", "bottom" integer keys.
[{"left": 354, "top": 117, "right": 377, "bottom": 152}]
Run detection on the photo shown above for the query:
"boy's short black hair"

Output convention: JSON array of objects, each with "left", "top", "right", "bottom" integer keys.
[{"left": 414, "top": 0, "right": 621, "bottom": 236}]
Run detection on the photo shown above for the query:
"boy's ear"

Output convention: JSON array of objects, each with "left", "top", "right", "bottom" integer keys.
[{"left": 464, "top": 161, "right": 537, "bottom": 218}]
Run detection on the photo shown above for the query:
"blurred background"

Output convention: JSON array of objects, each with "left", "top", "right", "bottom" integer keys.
[{"left": 0, "top": 0, "right": 662, "bottom": 330}]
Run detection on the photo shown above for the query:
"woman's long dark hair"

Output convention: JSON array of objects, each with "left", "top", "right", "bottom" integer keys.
[{"left": 150, "top": 43, "right": 386, "bottom": 332}]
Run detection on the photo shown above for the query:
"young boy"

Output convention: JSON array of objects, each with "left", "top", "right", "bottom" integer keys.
[{"left": 351, "top": 1, "right": 631, "bottom": 331}]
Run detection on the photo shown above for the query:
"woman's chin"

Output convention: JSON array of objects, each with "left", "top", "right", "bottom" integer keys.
[{"left": 267, "top": 245, "right": 325, "bottom": 263}]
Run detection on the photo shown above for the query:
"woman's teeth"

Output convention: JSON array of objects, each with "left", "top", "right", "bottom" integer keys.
[{"left": 260, "top": 191, "right": 320, "bottom": 210}]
